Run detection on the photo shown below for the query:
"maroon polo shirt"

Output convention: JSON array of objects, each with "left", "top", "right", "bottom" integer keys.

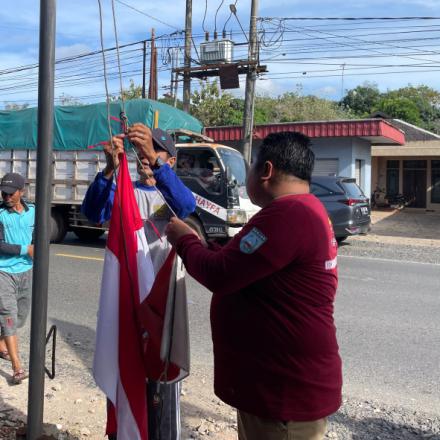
[{"left": 176, "top": 193, "right": 342, "bottom": 421}]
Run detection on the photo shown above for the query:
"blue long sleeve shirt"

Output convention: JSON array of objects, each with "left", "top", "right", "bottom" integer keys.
[
  {"left": 0, "top": 201, "right": 34, "bottom": 274},
  {"left": 81, "top": 164, "right": 196, "bottom": 224}
]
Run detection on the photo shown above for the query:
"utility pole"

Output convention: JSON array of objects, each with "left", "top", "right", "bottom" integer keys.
[
  {"left": 27, "top": 0, "right": 56, "bottom": 438},
  {"left": 241, "top": 0, "right": 259, "bottom": 164},
  {"left": 148, "top": 28, "right": 158, "bottom": 100},
  {"left": 183, "top": 0, "right": 192, "bottom": 112},
  {"left": 142, "top": 40, "right": 146, "bottom": 98},
  {"left": 173, "top": 49, "right": 179, "bottom": 107}
]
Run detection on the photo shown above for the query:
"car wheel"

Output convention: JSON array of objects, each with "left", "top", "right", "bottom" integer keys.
[{"left": 336, "top": 236, "right": 347, "bottom": 244}]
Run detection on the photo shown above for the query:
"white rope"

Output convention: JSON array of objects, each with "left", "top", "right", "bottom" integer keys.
[
  {"left": 97, "top": 0, "right": 178, "bottom": 219},
  {"left": 110, "top": 0, "right": 126, "bottom": 114}
]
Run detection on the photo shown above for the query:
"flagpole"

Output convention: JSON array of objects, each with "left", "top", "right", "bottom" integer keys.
[{"left": 27, "top": 1, "right": 56, "bottom": 438}]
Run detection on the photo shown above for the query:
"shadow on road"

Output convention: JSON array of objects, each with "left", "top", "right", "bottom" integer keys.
[
  {"left": 50, "top": 318, "right": 95, "bottom": 374},
  {"left": 55, "top": 232, "right": 106, "bottom": 250},
  {"left": 330, "top": 411, "right": 440, "bottom": 439}
]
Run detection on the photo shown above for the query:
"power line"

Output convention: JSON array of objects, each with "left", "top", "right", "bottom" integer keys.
[
  {"left": 114, "top": 0, "right": 182, "bottom": 31},
  {"left": 259, "top": 16, "right": 440, "bottom": 21}
]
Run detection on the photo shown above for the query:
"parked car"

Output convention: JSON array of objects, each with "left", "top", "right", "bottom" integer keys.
[{"left": 311, "top": 176, "right": 371, "bottom": 242}]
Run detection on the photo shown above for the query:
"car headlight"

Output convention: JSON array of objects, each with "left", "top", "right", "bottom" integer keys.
[{"left": 227, "top": 209, "right": 247, "bottom": 224}]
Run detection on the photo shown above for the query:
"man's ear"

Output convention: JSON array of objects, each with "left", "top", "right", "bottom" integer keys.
[
  {"left": 168, "top": 156, "right": 176, "bottom": 167},
  {"left": 260, "top": 160, "right": 274, "bottom": 181}
]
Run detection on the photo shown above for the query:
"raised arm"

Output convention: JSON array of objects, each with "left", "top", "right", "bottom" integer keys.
[{"left": 80, "top": 136, "right": 124, "bottom": 224}]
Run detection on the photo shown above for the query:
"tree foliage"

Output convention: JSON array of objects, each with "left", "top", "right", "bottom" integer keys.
[
  {"left": 339, "top": 82, "right": 381, "bottom": 117},
  {"left": 341, "top": 84, "right": 440, "bottom": 133},
  {"left": 4, "top": 102, "right": 29, "bottom": 111},
  {"left": 190, "top": 80, "right": 242, "bottom": 126}
]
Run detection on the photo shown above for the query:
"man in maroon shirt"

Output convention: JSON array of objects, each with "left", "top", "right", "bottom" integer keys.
[{"left": 166, "top": 131, "right": 342, "bottom": 440}]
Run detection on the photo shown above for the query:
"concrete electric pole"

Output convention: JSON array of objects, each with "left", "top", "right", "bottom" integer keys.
[
  {"left": 241, "top": 0, "right": 259, "bottom": 163},
  {"left": 183, "top": 0, "right": 192, "bottom": 112}
]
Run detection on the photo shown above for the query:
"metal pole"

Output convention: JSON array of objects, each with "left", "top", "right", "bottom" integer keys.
[
  {"left": 173, "top": 49, "right": 179, "bottom": 107},
  {"left": 27, "top": 1, "right": 56, "bottom": 438},
  {"left": 183, "top": 0, "right": 192, "bottom": 112},
  {"left": 241, "top": 0, "right": 259, "bottom": 164},
  {"left": 142, "top": 40, "right": 146, "bottom": 99}
]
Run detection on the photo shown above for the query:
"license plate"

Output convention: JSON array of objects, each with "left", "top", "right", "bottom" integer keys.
[{"left": 361, "top": 206, "right": 369, "bottom": 215}]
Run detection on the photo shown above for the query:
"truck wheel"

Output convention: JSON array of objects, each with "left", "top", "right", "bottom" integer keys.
[
  {"left": 184, "top": 216, "right": 206, "bottom": 241},
  {"left": 50, "top": 210, "right": 67, "bottom": 243},
  {"left": 72, "top": 228, "right": 106, "bottom": 241}
]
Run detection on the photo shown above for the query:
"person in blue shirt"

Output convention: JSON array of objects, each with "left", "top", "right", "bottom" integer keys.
[
  {"left": 81, "top": 123, "right": 195, "bottom": 440},
  {"left": 0, "top": 172, "right": 34, "bottom": 385}
]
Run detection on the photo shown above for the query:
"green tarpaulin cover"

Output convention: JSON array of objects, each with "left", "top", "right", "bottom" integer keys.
[{"left": 0, "top": 99, "right": 202, "bottom": 150}]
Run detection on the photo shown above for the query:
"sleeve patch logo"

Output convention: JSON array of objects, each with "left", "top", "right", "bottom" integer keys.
[{"left": 239, "top": 227, "right": 267, "bottom": 254}]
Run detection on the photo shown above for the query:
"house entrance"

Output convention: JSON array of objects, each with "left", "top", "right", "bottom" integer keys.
[{"left": 403, "top": 160, "right": 427, "bottom": 208}]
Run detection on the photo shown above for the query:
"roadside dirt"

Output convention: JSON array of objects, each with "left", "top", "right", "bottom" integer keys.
[
  {"left": 0, "top": 340, "right": 236, "bottom": 439},
  {"left": 352, "top": 208, "right": 440, "bottom": 248}
]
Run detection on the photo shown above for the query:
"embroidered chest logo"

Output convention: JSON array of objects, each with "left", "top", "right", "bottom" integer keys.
[{"left": 239, "top": 227, "right": 267, "bottom": 254}]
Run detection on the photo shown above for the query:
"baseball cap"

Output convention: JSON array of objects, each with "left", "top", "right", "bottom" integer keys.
[
  {"left": 151, "top": 128, "right": 177, "bottom": 157},
  {"left": 0, "top": 173, "right": 25, "bottom": 194}
]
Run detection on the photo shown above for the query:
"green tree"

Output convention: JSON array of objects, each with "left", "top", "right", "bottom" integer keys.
[
  {"left": 382, "top": 85, "right": 440, "bottom": 131},
  {"left": 256, "top": 91, "right": 349, "bottom": 123},
  {"left": 375, "top": 97, "right": 422, "bottom": 126},
  {"left": 4, "top": 102, "right": 29, "bottom": 110},
  {"left": 339, "top": 82, "right": 381, "bottom": 116},
  {"left": 121, "top": 79, "right": 143, "bottom": 100},
  {"left": 58, "top": 93, "right": 83, "bottom": 106},
  {"left": 190, "top": 80, "right": 243, "bottom": 126}
]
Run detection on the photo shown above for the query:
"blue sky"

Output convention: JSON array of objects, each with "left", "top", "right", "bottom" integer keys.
[{"left": 1, "top": 0, "right": 439, "bottom": 107}]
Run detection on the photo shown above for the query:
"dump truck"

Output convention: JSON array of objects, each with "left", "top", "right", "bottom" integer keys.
[{"left": 0, "top": 99, "right": 258, "bottom": 242}]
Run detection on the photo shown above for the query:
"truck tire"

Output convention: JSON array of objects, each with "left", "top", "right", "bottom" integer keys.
[
  {"left": 184, "top": 216, "right": 206, "bottom": 241},
  {"left": 72, "top": 228, "right": 106, "bottom": 241},
  {"left": 50, "top": 210, "right": 68, "bottom": 243}
]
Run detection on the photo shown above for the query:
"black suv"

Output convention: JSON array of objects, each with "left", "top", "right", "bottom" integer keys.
[{"left": 311, "top": 176, "right": 371, "bottom": 242}]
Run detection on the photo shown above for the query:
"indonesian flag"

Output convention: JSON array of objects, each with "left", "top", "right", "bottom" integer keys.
[{"left": 93, "top": 152, "right": 189, "bottom": 440}]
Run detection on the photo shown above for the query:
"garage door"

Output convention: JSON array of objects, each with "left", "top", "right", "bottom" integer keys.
[{"left": 313, "top": 159, "right": 339, "bottom": 176}]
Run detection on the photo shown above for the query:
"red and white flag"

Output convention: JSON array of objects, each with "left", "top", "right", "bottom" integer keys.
[
  {"left": 93, "top": 152, "right": 153, "bottom": 439},
  {"left": 93, "top": 152, "right": 189, "bottom": 439}
]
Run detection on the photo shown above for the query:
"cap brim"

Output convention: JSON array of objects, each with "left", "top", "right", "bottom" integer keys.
[
  {"left": 152, "top": 138, "right": 168, "bottom": 152},
  {"left": 0, "top": 186, "right": 18, "bottom": 194}
]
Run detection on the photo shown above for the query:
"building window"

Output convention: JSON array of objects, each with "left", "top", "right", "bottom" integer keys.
[
  {"left": 386, "top": 160, "right": 399, "bottom": 196},
  {"left": 432, "top": 160, "right": 440, "bottom": 204}
]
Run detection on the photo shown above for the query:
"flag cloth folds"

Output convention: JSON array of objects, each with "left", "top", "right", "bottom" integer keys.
[{"left": 93, "top": 152, "right": 155, "bottom": 440}]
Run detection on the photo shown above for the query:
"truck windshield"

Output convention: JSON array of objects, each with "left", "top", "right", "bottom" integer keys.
[
  {"left": 217, "top": 148, "right": 248, "bottom": 187},
  {"left": 217, "top": 148, "right": 249, "bottom": 198}
]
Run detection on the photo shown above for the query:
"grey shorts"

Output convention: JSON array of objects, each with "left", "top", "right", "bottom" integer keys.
[{"left": 0, "top": 269, "right": 32, "bottom": 337}]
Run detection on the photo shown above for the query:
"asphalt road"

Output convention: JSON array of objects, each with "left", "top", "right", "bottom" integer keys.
[{"left": 21, "top": 234, "right": 440, "bottom": 415}]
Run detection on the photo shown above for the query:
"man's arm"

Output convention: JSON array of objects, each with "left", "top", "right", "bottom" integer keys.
[
  {"left": 0, "top": 222, "right": 32, "bottom": 257},
  {"left": 80, "top": 172, "right": 115, "bottom": 224},
  {"left": 169, "top": 204, "right": 302, "bottom": 295},
  {"left": 154, "top": 164, "right": 196, "bottom": 219},
  {"left": 80, "top": 136, "right": 124, "bottom": 224}
]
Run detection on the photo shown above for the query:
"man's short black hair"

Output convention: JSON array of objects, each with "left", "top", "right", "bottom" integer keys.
[{"left": 255, "top": 131, "right": 315, "bottom": 182}]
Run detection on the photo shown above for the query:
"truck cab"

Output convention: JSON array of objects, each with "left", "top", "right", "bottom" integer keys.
[{"left": 173, "top": 130, "right": 259, "bottom": 241}]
